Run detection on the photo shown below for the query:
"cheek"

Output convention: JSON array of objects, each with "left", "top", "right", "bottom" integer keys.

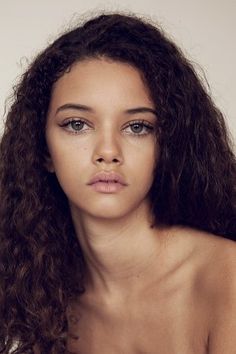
[
  {"left": 47, "top": 133, "right": 89, "bottom": 170},
  {"left": 128, "top": 142, "right": 156, "bottom": 186},
  {"left": 52, "top": 151, "right": 87, "bottom": 178}
]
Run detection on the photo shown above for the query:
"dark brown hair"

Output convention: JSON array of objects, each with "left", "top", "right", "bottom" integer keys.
[{"left": 0, "top": 11, "right": 235, "bottom": 353}]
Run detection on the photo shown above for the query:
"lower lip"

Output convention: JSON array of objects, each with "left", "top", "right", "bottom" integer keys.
[{"left": 90, "top": 181, "right": 125, "bottom": 193}]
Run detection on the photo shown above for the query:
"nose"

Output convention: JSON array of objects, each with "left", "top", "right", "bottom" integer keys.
[{"left": 92, "top": 130, "right": 123, "bottom": 166}]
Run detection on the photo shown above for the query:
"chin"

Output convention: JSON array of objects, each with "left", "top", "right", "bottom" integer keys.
[
  {"left": 84, "top": 207, "right": 133, "bottom": 221},
  {"left": 68, "top": 190, "right": 151, "bottom": 220}
]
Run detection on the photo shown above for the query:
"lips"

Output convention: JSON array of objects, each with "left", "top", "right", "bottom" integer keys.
[{"left": 87, "top": 171, "right": 127, "bottom": 186}]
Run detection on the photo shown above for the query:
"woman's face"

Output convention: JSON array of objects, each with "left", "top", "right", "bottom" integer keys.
[{"left": 46, "top": 58, "right": 158, "bottom": 220}]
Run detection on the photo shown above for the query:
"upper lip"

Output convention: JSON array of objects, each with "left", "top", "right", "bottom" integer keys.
[{"left": 87, "top": 171, "right": 128, "bottom": 185}]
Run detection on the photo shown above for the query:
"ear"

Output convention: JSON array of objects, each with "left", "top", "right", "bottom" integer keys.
[{"left": 44, "top": 154, "right": 55, "bottom": 173}]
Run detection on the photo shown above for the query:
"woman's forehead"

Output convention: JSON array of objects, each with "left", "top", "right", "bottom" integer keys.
[{"left": 48, "top": 58, "right": 155, "bottom": 115}]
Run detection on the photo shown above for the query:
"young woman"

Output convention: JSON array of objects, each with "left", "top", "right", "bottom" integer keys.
[{"left": 0, "top": 12, "right": 236, "bottom": 354}]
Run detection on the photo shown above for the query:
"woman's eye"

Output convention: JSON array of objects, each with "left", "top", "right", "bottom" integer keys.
[
  {"left": 124, "top": 121, "right": 154, "bottom": 136},
  {"left": 70, "top": 120, "right": 85, "bottom": 131},
  {"left": 60, "top": 119, "right": 90, "bottom": 133},
  {"left": 59, "top": 119, "right": 154, "bottom": 136}
]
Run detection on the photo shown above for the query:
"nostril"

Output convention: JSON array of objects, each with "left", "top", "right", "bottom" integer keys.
[{"left": 96, "top": 157, "right": 120, "bottom": 164}]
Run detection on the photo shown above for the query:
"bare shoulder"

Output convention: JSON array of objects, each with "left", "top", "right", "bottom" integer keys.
[
  {"left": 180, "top": 227, "right": 236, "bottom": 294},
  {"left": 169, "top": 225, "right": 236, "bottom": 271},
  {"left": 180, "top": 228, "right": 236, "bottom": 353},
  {"left": 164, "top": 225, "right": 236, "bottom": 288},
  {"left": 192, "top": 229, "right": 236, "bottom": 286}
]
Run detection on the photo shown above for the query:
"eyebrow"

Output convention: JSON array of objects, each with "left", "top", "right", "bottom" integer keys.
[{"left": 55, "top": 103, "right": 158, "bottom": 116}]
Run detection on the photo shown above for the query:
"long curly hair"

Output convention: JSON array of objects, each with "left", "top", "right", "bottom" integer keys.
[{"left": 0, "top": 11, "right": 235, "bottom": 353}]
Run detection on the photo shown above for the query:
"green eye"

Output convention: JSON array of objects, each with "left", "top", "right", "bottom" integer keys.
[
  {"left": 70, "top": 121, "right": 85, "bottom": 131},
  {"left": 124, "top": 121, "right": 154, "bottom": 136},
  {"left": 130, "top": 123, "right": 145, "bottom": 133},
  {"left": 60, "top": 119, "right": 90, "bottom": 133}
]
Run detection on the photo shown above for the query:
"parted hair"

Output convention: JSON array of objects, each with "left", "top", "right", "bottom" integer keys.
[{"left": 0, "top": 11, "right": 235, "bottom": 353}]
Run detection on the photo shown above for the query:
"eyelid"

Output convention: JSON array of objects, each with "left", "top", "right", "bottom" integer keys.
[
  {"left": 122, "top": 119, "right": 153, "bottom": 128},
  {"left": 59, "top": 117, "right": 91, "bottom": 126}
]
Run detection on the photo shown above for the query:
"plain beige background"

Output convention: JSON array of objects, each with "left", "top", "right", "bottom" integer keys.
[{"left": 0, "top": 0, "right": 235, "bottom": 146}]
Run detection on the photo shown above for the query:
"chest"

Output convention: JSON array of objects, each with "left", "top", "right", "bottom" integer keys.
[{"left": 66, "top": 287, "right": 209, "bottom": 354}]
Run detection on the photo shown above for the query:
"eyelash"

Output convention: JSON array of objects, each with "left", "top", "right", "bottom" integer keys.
[{"left": 59, "top": 119, "right": 154, "bottom": 137}]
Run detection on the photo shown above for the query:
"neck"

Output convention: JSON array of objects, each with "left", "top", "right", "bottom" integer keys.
[{"left": 70, "top": 201, "right": 169, "bottom": 298}]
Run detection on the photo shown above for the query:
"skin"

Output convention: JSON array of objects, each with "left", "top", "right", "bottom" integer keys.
[{"left": 45, "top": 58, "right": 236, "bottom": 354}]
